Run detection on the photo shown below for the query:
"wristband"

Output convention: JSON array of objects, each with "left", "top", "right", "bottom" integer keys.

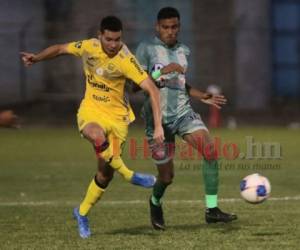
[{"left": 151, "top": 70, "right": 161, "bottom": 80}]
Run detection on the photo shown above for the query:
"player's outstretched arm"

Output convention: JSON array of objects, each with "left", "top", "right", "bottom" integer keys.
[
  {"left": 20, "top": 44, "right": 69, "bottom": 67},
  {"left": 139, "top": 77, "right": 164, "bottom": 144},
  {"left": 187, "top": 85, "right": 227, "bottom": 109}
]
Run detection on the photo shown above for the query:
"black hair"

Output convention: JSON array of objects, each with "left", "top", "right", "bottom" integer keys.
[
  {"left": 157, "top": 7, "right": 180, "bottom": 21},
  {"left": 100, "top": 16, "right": 123, "bottom": 32}
]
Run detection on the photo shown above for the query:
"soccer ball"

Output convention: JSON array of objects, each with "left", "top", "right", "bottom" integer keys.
[{"left": 240, "top": 173, "right": 271, "bottom": 204}]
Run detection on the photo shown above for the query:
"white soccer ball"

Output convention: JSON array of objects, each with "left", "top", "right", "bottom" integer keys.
[{"left": 240, "top": 173, "right": 271, "bottom": 204}]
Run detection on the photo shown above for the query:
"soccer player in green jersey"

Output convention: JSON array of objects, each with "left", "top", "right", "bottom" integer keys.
[{"left": 135, "top": 7, "right": 237, "bottom": 230}]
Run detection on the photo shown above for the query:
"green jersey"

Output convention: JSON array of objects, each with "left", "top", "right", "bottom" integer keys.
[{"left": 136, "top": 37, "right": 193, "bottom": 124}]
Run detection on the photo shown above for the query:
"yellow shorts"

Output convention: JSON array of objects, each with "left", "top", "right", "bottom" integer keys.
[{"left": 77, "top": 106, "right": 128, "bottom": 160}]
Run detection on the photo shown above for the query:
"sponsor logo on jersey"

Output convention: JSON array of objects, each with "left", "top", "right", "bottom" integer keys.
[
  {"left": 107, "top": 63, "right": 115, "bottom": 71},
  {"left": 75, "top": 41, "right": 82, "bottom": 49},
  {"left": 130, "top": 57, "right": 144, "bottom": 74},
  {"left": 89, "top": 82, "right": 111, "bottom": 92},
  {"left": 86, "top": 57, "right": 100, "bottom": 67},
  {"left": 86, "top": 61, "right": 94, "bottom": 67},
  {"left": 88, "top": 56, "right": 99, "bottom": 61},
  {"left": 96, "top": 67, "right": 104, "bottom": 75},
  {"left": 92, "top": 94, "right": 110, "bottom": 102},
  {"left": 87, "top": 75, "right": 110, "bottom": 92}
]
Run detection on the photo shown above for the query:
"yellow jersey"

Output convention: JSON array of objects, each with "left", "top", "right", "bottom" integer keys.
[{"left": 66, "top": 38, "right": 148, "bottom": 123}]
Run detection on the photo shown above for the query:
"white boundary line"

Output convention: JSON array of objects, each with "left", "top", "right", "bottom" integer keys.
[{"left": 1, "top": 196, "right": 300, "bottom": 206}]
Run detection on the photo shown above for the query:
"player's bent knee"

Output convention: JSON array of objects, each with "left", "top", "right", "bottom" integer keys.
[
  {"left": 152, "top": 147, "right": 173, "bottom": 165},
  {"left": 95, "top": 172, "right": 113, "bottom": 188},
  {"left": 83, "top": 123, "right": 105, "bottom": 140},
  {"left": 159, "top": 172, "right": 174, "bottom": 185},
  {"left": 94, "top": 139, "right": 110, "bottom": 155},
  {"left": 152, "top": 148, "right": 166, "bottom": 160}
]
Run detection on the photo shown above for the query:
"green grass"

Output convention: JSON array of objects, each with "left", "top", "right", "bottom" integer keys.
[{"left": 0, "top": 125, "right": 299, "bottom": 249}]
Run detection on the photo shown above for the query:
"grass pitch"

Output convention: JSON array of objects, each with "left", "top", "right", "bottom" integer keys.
[{"left": 0, "top": 125, "right": 299, "bottom": 249}]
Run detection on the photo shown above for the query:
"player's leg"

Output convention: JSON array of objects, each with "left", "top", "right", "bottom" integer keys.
[
  {"left": 149, "top": 159, "right": 174, "bottom": 230},
  {"left": 82, "top": 121, "right": 156, "bottom": 187},
  {"left": 148, "top": 131, "right": 175, "bottom": 230},
  {"left": 152, "top": 160, "right": 174, "bottom": 206},
  {"left": 79, "top": 158, "right": 115, "bottom": 217},
  {"left": 110, "top": 155, "right": 157, "bottom": 188},
  {"left": 81, "top": 122, "right": 133, "bottom": 181},
  {"left": 183, "top": 128, "right": 237, "bottom": 223},
  {"left": 73, "top": 159, "right": 114, "bottom": 238},
  {"left": 73, "top": 123, "right": 114, "bottom": 238},
  {"left": 183, "top": 129, "right": 219, "bottom": 206},
  {"left": 106, "top": 122, "right": 156, "bottom": 187}
]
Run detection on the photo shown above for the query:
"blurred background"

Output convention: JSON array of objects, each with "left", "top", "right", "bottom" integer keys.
[{"left": 0, "top": 0, "right": 299, "bottom": 127}]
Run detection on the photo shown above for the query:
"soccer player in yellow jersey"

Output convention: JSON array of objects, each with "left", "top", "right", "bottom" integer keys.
[{"left": 20, "top": 16, "right": 164, "bottom": 238}]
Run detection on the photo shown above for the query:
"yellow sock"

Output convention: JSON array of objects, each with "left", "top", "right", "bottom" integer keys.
[
  {"left": 79, "top": 178, "right": 105, "bottom": 216},
  {"left": 99, "top": 137, "right": 134, "bottom": 182},
  {"left": 110, "top": 157, "right": 134, "bottom": 182}
]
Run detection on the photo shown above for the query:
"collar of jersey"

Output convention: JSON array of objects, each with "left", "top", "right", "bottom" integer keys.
[{"left": 154, "top": 36, "right": 180, "bottom": 50}]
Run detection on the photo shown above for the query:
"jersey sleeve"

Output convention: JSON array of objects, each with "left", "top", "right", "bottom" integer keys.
[
  {"left": 121, "top": 50, "right": 148, "bottom": 86},
  {"left": 66, "top": 40, "right": 87, "bottom": 57},
  {"left": 183, "top": 44, "right": 191, "bottom": 58},
  {"left": 135, "top": 42, "right": 149, "bottom": 71}
]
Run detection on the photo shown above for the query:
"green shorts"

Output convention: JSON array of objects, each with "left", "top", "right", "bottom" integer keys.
[{"left": 145, "top": 110, "right": 208, "bottom": 164}]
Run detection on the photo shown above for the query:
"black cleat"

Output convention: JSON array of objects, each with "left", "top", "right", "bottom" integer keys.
[
  {"left": 205, "top": 207, "right": 238, "bottom": 224},
  {"left": 149, "top": 198, "right": 165, "bottom": 230}
]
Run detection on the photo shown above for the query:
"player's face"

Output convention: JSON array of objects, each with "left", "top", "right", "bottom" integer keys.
[
  {"left": 99, "top": 30, "right": 122, "bottom": 57},
  {"left": 156, "top": 17, "right": 180, "bottom": 46}
]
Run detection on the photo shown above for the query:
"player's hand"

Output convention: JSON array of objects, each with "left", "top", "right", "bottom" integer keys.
[
  {"left": 153, "top": 125, "right": 165, "bottom": 144},
  {"left": 161, "top": 63, "right": 185, "bottom": 74},
  {"left": 20, "top": 52, "right": 37, "bottom": 67},
  {"left": 0, "top": 110, "right": 20, "bottom": 128},
  {"left": 201, "top": 94, "right": 227, "bottom": 109}
]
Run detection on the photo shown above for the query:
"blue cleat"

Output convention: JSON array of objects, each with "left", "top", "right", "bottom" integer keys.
[
  {"left": 131, "top": 172, "right": 156, "bottom": 188},
  {"left": 73, "top": 207, "right": 91, "bottom": 239}
]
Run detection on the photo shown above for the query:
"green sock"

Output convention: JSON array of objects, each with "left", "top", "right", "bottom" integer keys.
[
  {"left": 202, "top": 159, "right": 219, "bottom": 207},
  {"left": 151, "top": 180, "right": 168, "bottom": 206},
  {"left": 205, "top": 194, "right": 218, "bottom": 208}
]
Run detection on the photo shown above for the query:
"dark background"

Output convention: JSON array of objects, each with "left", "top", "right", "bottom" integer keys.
[{"left": 0, "top": 0, "right": 299, "bottom": 126}]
